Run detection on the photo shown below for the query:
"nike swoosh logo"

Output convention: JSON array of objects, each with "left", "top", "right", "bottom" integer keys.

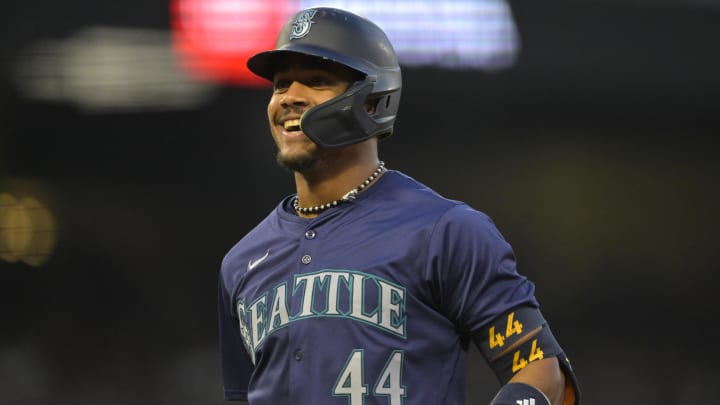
[{"left": 247, "top": 249, "right": 270, "bottom": 271}]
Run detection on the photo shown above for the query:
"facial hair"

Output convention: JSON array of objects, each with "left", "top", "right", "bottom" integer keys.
[{"left": 276, "top": 149, "right": 318, "bottom": 172}]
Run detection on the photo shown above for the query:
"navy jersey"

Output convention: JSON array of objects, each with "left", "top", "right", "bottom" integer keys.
[{"left": 218, "top": 170, "right": 537, "bottom": 404}]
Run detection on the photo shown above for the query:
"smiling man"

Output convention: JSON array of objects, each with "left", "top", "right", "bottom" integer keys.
[
  {"left": 268, "top": 54, "right": 367, "bottom": 172},
  {"left": 218, "top": 7, "right": 580, "bottom": 405}
]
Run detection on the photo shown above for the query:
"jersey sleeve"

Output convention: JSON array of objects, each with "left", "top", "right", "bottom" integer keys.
[
  {"left": 218, "top": 275, "right": 253, "bottom": 401},
  {"left": 427, "top": 204, "right": 538, "bottom": 335}
]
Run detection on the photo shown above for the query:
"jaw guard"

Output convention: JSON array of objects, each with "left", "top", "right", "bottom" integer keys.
[{"left": 300, "top": 77, "right": 400, "bottom": 149}]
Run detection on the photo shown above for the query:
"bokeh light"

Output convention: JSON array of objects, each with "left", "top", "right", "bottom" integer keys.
[
  {"left": 171, "top": 0, "right": 295, "bottom": 86},
  {"left": 0, "top": 193, "right": 57, "bottom": 267}
]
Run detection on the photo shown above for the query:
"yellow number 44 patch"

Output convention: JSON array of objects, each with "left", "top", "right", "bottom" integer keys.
[{"left": 511, "top": 339, "right": 545, "bottom": 373}]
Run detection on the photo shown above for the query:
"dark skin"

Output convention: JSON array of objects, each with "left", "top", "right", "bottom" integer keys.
[{"left": 248, "top": 54, "right": 574, "bottom": 404}]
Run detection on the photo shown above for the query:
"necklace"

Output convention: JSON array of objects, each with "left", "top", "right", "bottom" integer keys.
[{"left": 293, "top": 161, "right": 386, "bottom": 215}]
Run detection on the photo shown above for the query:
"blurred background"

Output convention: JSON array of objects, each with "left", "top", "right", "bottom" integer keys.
[{"left": 1, "top": 0, "right": 718, "bottom": 404}]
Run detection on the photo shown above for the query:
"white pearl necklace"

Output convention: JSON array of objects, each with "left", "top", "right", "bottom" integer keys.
[{"left": 293, "top": 161, "right": 386, "bottom": 215}]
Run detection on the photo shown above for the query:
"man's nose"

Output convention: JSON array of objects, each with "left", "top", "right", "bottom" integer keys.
[{"left": 280, "top": 81, "right": 309, "bottom": 107}]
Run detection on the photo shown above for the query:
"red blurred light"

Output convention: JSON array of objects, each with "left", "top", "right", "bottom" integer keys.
[{"left": 171, "top": 0, "right": 296, "bottom": 87}]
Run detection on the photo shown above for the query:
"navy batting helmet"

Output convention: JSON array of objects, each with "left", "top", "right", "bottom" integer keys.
[{"left": 247, "top": 7, "right": 402, "bottom": 148}]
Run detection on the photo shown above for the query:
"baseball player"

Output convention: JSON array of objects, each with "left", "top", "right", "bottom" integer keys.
[{"left": 218, "top": 7, "right": 580, "bottom": 405}]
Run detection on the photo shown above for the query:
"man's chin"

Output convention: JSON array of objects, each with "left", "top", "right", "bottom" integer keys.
[{"left": 276, "top": 151, "right": 318, "bottom": 172}]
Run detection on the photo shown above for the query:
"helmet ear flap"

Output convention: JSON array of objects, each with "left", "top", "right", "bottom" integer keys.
[
  {"left": 371, "top": 89, "right": 402, "bottom": 140},
  {"left": 301, "top": 78, "right": 396, "bottom": 148}
]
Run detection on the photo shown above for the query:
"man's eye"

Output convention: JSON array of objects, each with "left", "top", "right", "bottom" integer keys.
[
  {"left": 309, "top": 77, "right": 333, "bottom": 87},
  {"left": 274, "top": 80, "right": 291, "bottom": 91}
]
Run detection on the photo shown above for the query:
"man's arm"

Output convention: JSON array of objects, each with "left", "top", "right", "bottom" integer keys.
[
  {"left": 508, "top": 357, "right": 569, "bottom": 405},
  {"left": 473, "top": 306, "right": 580, "bottom": 405}
]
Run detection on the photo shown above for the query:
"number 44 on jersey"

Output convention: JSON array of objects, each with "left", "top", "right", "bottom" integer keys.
[{"left": 333, "top": 350, "right": 407, "bottom": 404}]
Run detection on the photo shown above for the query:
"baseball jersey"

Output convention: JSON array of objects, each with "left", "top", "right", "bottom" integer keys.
[{"left": 218, "top": 170, "right": 538, "bottom": 404}]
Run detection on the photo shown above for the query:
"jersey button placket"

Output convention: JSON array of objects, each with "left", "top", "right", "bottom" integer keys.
[
  {"left": 291, "top": 228, "right": 317, "bottom": 399},
  {"left": 301, "top": 229, "right": 316, "bottom": 265}
]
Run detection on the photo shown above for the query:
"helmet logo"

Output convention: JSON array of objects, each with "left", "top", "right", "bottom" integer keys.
[{"left": 289, "top": 9, "right": 317, "bottom": 40}]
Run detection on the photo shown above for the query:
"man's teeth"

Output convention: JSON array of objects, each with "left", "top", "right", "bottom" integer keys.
[{"left": 284, "top": 119, "right": 301, "bottom": 131}]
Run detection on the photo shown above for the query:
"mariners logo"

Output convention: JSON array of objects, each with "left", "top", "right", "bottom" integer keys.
[{"left": 289, "top": 9, "right": 317, "bottom": 39}]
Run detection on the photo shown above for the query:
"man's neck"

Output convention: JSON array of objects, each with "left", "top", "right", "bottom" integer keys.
[{"left": 293, "top": 158, "right": 383, "bottom": 218}]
